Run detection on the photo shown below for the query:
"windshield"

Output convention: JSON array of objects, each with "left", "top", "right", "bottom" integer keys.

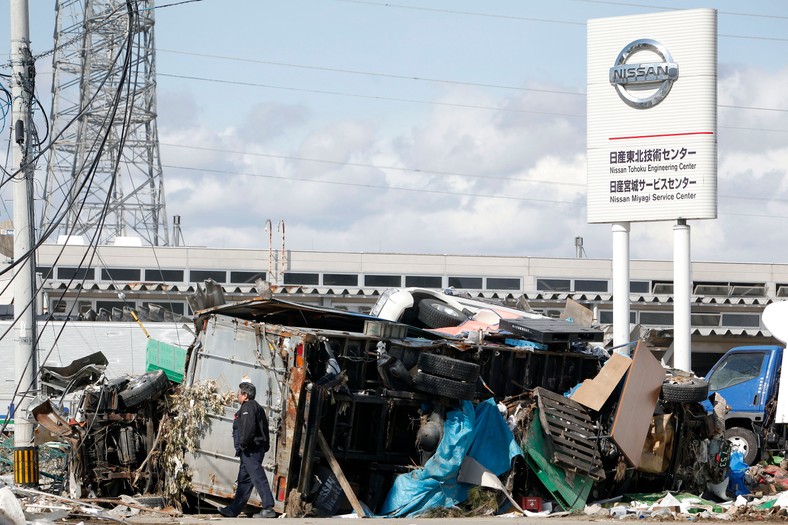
[
  {"left": 370, "top": 288, "right": 395, "bottom": 317},
  {"left": 707, "top": 352, "right": 766, "bottom": 391}
]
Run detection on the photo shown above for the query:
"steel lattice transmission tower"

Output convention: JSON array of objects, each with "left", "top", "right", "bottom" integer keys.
[{"left": 40, "top": 0, "right": 169, "bottom": 246}]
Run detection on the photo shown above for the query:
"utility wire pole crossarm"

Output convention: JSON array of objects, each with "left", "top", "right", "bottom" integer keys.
[{"left": 10, "top": 0, "right": 40, "bottom": 487}]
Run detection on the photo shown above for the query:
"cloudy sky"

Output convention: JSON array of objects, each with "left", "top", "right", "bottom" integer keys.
[{"left": 3, "top": 0, "right": 788, "bottom": 263}]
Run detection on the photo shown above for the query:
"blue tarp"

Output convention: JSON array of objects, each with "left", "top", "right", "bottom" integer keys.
[{"left": 380, "top": 398, "right": 522, "bottom": 517}]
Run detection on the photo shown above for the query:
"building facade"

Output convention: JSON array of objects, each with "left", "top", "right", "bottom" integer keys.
[{"left": 22, "top": 243, "right": 787, "bottom": 375}]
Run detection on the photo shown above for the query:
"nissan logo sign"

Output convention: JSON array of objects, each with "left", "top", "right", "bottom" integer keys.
[{"left": 609, "top": 38, "right": 678, "bottom": 109}]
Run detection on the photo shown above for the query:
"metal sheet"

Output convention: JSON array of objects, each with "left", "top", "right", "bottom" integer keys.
[{"left": 187, "top": 315, "right": 289, "bottom": 510}]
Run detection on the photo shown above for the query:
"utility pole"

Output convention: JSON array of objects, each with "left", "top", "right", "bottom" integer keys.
[{"left": 10, "top": 0, "right": 39, "bottom": 486}]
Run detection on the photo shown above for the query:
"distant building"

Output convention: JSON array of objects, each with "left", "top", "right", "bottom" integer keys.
[{"left": 13, "top": 242, "right": 784, "bottom": 376}]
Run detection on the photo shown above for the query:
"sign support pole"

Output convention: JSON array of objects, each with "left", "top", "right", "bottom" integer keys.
[
  {"left": 612, "top": 222, "right": 631, "bottom": 353},
  {"left": 673, "top": 219, "right": 691, "bottom": 371}
]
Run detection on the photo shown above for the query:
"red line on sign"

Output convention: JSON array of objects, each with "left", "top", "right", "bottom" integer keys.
[{"left": 608, "top": 131, "right": 714, "bottom": 140}]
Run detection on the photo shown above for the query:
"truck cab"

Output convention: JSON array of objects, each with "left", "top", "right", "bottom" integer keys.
[{"left": 703, "top": 345, "right": 783, "bottom": 464}]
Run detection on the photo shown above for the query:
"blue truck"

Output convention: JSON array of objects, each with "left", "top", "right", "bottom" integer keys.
[{"left": 703, "top": 344, "right": 785, "bottom": 465}]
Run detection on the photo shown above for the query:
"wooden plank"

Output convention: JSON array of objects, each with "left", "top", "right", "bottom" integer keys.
[
  {"left": 538, "top": 392, "right": 594, "bottom": 421},
  {"left": 543, "top": 428, "right": 596, "bottom": 450},
  {"left": 610, "top": 341, "right": 665, "bottom": 468},
  {"left": 547, "top": 433, "right": 599, "bottom": 458},
  {"left": 539, "top": 400, "right": 594, "bottom": 422},
  {"left": 532, "top": 387, "right": 604, "bottom": 480},
  {"left": 552, "top": 451, "right": 605, "bottom": 480},
  {"left": 535, "top": 391, "right": 590, "bottom": 428},
  {"left": 573, "top": 353, "right": 632, "bottom": 412},
  {"left": 547, "top": 433, "right": 600, "bottom": 460},
  {"left": 542, "top": 409, "right": 594, "bottom": 430},
  {"left": 317, "top": 430, "right": 367, "bottom": 518}
]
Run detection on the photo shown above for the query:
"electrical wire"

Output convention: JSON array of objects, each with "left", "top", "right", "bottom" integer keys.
[
  {"left": 156, "top": 72, "right": 788, "bottom": 117},
  {"left": 156, "top": 49, "right": 586, "bottom": 97},
  {"left": 1, "top": 0, "right": 140, "bottom": 436},
  {"left": 336, "top": 0, "right": 788, "bottom": 42},
  {"left": 162, "top": 163, "right": 587, "bottom": 206},
  {"left": 161, "top": 161, "right": 788, "bottom": 218},
  {"left": 573, "top": 0, "right": 788, "bottom": 20},
  {"left": 157, "top": 72, "right": 585, "bottom": 118},
  {"left": 159, "top": 142, "right": 586, "bottom": 188}
]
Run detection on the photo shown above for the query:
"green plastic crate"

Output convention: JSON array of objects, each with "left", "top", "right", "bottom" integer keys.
[
  {"left": 523, "top": 410, "right": 594, "bottom": 511},
  {"left": 145, "top": 339, "right": 187, "bottom": 383}
]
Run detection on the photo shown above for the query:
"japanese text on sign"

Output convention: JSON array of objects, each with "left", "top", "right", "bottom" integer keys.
[
  {"left": 609, "top": 147, "right": 696, "bottom": 164},
  {"left": 609, "top": 177, "right": 696, "bottom": 193}
]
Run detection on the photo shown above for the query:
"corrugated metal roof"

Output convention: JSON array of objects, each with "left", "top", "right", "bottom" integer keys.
[
  {"left": 36, "top": 281, "right": 779, "bottom": 311},
  {"left": 691, "top": 327, "right": 771, "bottom": 337}
]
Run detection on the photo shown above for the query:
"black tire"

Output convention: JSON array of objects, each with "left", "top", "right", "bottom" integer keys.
[
  {"left": 725, "top": 426, "right": 759, "bottom": 465},
  {"left": 417, "top": 299, "right": 467, "bottom": 329},
  {"left": 418, "top": 353, "right": 480, "bottom": 382},
  {"left": 662, "top": 376, "right": 709, "bottom": 403},
  {"left": 119, "top": 370, "right": 170, "bottom": 408},
  {"left": 412, "top": 371, "right": 476, "bottom": 400}
]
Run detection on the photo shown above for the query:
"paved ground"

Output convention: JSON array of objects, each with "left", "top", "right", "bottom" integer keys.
[{"left": 126, "top": 516, "right": 599, "bottom": 525}]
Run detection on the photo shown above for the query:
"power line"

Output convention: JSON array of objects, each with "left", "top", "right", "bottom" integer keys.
[
  {"left": 335, "top": 0, "right": 586, "bottom": 25},
  {"left": 159, "top": 71, "right": 788, "bottom": 118},
  {"left": 335, "top": 0, "right": 788, "bottom": 42},
  {"left": 157, "top": 49, "right": 585, "bottom": 96},
  {"left": 157, "top": 73, "right": 585, "bottom": 117},
  {"left": 572, "top": 0, "right": 788, "bottom": 20},
  {"left": 161, "top": 162, "right": 788, "bottom": 212},
  {"left": 719, "top": 104, "right": 788, "bottom": 114},
  {"left": 159, "top": 142, "right": 586, "bottom": 188},
  {"left": 161, "top": 163, "right": 585, "bottom": 206},
  {"left": 155, "top": 50, "right": 788, "bottom": 111}
]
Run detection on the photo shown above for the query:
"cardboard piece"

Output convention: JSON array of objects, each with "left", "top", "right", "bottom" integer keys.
[
  {"left": 561, "top": 298, "right": 594, "bottom": 328},
  {"left": 572, "top": 353, "right": 632, "bottom": 412},
  {"left": 610, "top": 341, "right": 665, "bottom": 468},
  {"left": 638, "top": 413, "right": 675, "bottom": 474}
]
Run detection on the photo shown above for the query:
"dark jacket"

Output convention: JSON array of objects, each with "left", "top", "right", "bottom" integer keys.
[{"left": 232, "top": 399, "right": 270, "bottom": 454}]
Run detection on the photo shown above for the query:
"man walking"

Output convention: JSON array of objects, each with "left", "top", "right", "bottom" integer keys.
[{"left": 219, "top": 381, "right": 276, "bottom": 518}]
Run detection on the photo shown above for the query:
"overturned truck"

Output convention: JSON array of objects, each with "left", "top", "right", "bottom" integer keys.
[{"left": 183, "top": 293, "right": 608, "bottom": 515}]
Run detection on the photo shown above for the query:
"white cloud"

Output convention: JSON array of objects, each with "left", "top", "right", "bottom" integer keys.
[{"left": 152, "top": 61, "right": 788, "bottom": 265}]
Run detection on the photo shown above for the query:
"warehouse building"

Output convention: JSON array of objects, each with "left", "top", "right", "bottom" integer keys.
[{"left": 3, "top": 241, "right": 775, "bottom": 375}]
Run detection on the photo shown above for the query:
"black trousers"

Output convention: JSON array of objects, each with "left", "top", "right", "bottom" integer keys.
[{"left": 227, "top": 446, "right": 274, "bottom": 513}]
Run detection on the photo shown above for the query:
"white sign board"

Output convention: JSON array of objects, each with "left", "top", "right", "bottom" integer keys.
[{"left": 587, "top": 9, "right": 717, "bottom": 223}]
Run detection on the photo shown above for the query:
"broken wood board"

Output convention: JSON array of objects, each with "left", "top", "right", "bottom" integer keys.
[
  {"left": 572, "top": 353, "right": 632, "bottom": 412},
  {"left": 610, "top": 340, "right": 665, "bottom": 468},
  {"left": 533, "top": 387, "right": 605, "bottom": 480},
  {"left": 317, "top": 430, "right": 367, "bottom": 518}
]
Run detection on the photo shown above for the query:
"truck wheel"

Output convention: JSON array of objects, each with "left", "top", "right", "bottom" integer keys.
[
  {"left": 661, "top": 377, "right": 709, "bottom": 403},
  {"left": 417, "top": 299, "right": 467, "bottom": 329},
  {"left": 417, "top": 353, "right": 480, "bottom": 382},
  {"left": 119, "top": 370, "right": 170, "bottom": 409},
  {"left": 725, "top": 427, "right": 759, "bottom": 465},
  {"left": 412, "top": 371, "right": 476, "bottom": 400}
]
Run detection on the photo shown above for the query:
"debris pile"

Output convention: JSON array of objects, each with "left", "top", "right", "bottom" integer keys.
[{"left": 11, "top": 286, "right": 788, "bottom": 520}]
